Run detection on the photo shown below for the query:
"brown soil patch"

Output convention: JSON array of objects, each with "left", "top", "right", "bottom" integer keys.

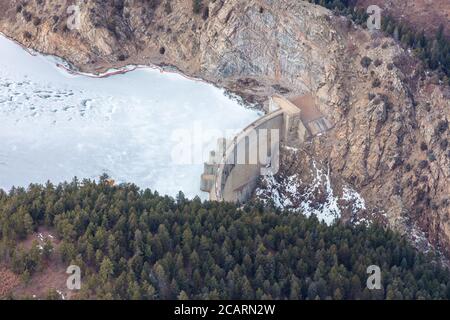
[
  {"left": 12, "top": 258, "right": 73, "bottom": 300},
  {"left": 0, "top": 267, "right": 20, "bottom": 298},
  {"left": 19, "top": 227, "right": 60, "bottom": 251},
  {"left": 4, "top": 227, "right": 76, "bottom": 300}
]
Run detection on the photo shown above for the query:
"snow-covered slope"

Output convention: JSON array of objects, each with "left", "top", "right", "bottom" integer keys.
[{"left": 0, "top": 35, "right": 260, "bottom": 199}]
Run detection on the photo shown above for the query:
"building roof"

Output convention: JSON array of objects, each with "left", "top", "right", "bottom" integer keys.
[{"left": 289, "top": 94, "right": 324, "bottom": 123}]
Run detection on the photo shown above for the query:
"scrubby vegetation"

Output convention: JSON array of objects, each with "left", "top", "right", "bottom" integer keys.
[
  {"left": 192, "top": 0, "right": 203, "bottom": 14},
  {"left": 1, "top": 177, "right": 450, "bottom": 300},
  {"left": 360, "top": 56, "right": 372, "bottom": 68}
]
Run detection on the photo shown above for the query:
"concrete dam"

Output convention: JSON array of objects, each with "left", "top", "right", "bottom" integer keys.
[{"left": 200, "top": 95, "right": 332, "bottom": 203}]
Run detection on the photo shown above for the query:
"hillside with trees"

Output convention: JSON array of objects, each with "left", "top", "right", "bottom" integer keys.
[
  {"left": 307, "top": 0, "right": 450, "bottom": 84},
  {"left": 1, "top": 177, "right": 450, "bottom": 300}
]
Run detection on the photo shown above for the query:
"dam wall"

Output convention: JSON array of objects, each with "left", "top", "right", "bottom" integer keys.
[
  {"left": 202, "top": 96, "right": 308, "bottom": 203},
  {"left": 214, "top": 109, "right": 284, "bottom": 202}
]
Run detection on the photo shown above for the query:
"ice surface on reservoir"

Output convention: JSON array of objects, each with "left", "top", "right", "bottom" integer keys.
[{"left": 0, "top": 35, "right": 260, "bottom": 199}]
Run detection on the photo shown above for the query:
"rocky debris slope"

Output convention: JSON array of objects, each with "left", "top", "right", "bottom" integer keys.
[{"left": 0, "top": 0, "right": 448, "bottom": 255}]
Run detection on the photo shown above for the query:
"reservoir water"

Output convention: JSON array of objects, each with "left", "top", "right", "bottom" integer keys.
[{"left": 0, "top": 35, "right": 260, "bottom": 199}]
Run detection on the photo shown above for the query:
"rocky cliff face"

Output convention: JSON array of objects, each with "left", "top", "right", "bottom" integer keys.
[{"left": 0, "top": 0, "right": 449, "bottom": 255}]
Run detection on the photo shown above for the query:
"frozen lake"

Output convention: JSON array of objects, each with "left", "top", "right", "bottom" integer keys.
[{"left": 0, "top": 35, "right": 260, "bottom": 199}]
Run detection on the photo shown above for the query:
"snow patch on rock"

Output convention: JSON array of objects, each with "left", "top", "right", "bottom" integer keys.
[
  {"left": 255, "top": 154, "right": 371, "bottom": 226},
  {"left": 256, "top": 161, "right": 346, "bottom": 225}
]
